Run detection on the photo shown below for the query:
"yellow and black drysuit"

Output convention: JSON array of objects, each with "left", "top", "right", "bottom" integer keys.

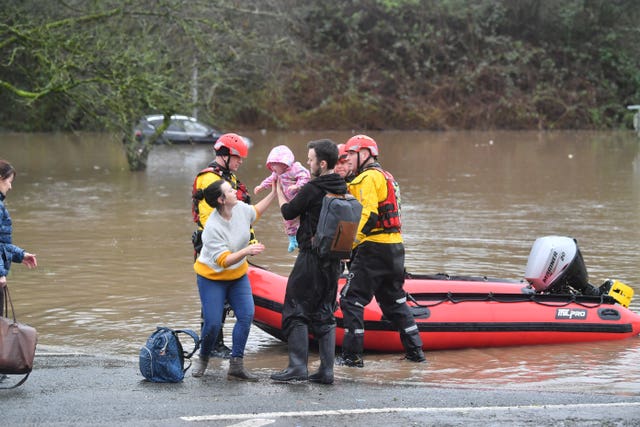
[{"left": 339, "top": 163, "right": 424, "bottom": 361}]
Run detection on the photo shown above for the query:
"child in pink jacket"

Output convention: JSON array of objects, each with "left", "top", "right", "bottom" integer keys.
[{"left": 254, "top": 145, "right": 310, "bottom": 252}]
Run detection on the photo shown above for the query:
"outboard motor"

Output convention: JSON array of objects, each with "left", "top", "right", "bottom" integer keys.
[{"left": 524, "top": 236, "right": 599, "bottom": 295}]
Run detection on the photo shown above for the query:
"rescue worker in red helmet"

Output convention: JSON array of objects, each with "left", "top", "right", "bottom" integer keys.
[
  {"left": 193, "top": 133, "right": 250, "bottom": 226},
  {"left": 338, "top": 134, "right": 426, "bottom": 367},
  {"left": 334, "top": 143, "right": 353, "bottom": 181},
  {"left": 191, "top": 132, "right": 254, "bottom": 359}
]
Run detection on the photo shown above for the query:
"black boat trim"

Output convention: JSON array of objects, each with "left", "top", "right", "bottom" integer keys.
[
  {"left": 355, "top": 320, "right": 633, "bottom": 334},
  {"left": 252, "top": 295, "right": 633, "bottom": 334}
]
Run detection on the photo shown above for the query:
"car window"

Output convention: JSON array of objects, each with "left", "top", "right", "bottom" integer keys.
[
  {"left": 147, "top": 119, "right": 163, "bottom": 128},
  {"left": 167, "top": 120, "right": 185, "bottom": 132},
  {"left": 139, "top": 121, "right": 155, "bottom": 131},
  {"left": 183, "top": 121, "right": 209, "bottom": 133}
]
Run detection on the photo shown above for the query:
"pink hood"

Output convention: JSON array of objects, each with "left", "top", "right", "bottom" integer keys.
[{"left": 266, "top": 145, "right": 295, "bottom": 170}]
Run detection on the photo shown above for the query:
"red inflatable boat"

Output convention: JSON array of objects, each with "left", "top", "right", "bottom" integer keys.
[{"left": 248, "top": 266, "right": 640, "bottom": 352}]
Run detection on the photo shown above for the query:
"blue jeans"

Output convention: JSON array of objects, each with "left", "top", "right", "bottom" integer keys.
[{"left": 196, "top": 274, "right": 255, "bottom": 358}]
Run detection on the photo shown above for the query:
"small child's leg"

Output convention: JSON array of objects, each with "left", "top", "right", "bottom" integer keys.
[
  {"left": 283, "top": 218, "right": 299, "bottom": 252},
  {"left": 287, "top": 235, "right": 298, "bottom": 252}
]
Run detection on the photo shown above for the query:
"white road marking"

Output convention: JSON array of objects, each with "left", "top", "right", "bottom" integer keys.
[
  {"left": 227, "top": 419, "right": 276, "bottom": 427},
  {"left": 181, "top": 401, "right": 640, "bottom": 422},
  {"left": 37, "top": 352, "right": 85, "bottom": 357}
]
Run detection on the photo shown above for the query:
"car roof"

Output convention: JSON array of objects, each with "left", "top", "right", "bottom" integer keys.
[{"left": 144, "top": 114, "right": 198, "bottom": 122}]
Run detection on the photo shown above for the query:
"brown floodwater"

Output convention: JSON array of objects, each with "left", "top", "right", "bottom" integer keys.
[{"left": 1, "top": 130, "right": 639, "bottom": 394}]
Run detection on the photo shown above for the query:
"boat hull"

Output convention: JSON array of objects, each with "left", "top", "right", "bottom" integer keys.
[{"left": 249, "top": 267, "right": 640, "bottom": 352}]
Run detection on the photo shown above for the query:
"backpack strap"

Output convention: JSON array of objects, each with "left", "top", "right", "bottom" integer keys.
[{"left": 174, "top": 329, "right": 200, "bottom": 360}]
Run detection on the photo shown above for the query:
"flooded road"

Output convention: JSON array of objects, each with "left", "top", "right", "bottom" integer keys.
[{"left": 1, "top": 130, "right": 640, "bottom": 395}]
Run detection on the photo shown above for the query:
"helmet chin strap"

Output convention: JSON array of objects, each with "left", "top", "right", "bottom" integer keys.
[
  {"left": 356, "top": 152, "right": 373, "bottom": 173},
  {"left": 217, "top": 153, "right": 231, "bottom": 170}
]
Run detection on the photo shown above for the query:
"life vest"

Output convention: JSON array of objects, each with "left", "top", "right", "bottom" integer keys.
[
  {"left": 368, "top": 166, "right": 401, "bottom": 234},
  {"left": 191, "top": 162, "right": 251, "bottom": 228}
]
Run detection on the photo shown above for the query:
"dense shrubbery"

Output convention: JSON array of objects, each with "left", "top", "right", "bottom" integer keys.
[
  {"left": 259, "top": 0, "right": 640, "bottom": 130},
  {"left": 2, "top": 0, "right": 639, "bottom": 134}
]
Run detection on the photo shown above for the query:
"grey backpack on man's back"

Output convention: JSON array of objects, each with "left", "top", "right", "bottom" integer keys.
[{"left": 312, "top": 193, "right": 362, "bottom": 259}]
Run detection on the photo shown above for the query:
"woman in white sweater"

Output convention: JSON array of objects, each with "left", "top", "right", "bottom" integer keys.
[{"left": 192, "top": 178, "right": 276, "bottom": 380}]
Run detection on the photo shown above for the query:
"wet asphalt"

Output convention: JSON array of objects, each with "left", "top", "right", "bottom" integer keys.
[{"left": 1, "top": 348, "right": 640, "bottom": 426}]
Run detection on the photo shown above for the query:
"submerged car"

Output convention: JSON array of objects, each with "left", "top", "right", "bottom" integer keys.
[{"left": 133, "top": 114, "right": 223, "bottom": 144}]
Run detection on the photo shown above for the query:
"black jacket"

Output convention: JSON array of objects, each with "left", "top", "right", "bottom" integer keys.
[{"left": 280, "top": 173, "right": 347, "bottom": 251}]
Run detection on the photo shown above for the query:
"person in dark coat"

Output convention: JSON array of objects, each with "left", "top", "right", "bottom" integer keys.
[
  {"left": 0, "top": 159, "right": 37, "bottom": 312},
  {"left": 270, "top": 139, "right": 346, "bottom": 385},
  {"left": 0, "top": 160, "right": 37, "bottom": 384}
]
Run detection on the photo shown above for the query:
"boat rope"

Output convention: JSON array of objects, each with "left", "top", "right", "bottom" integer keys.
[{"left": 406, "top": 291, "right": 611, "bottom": 309}]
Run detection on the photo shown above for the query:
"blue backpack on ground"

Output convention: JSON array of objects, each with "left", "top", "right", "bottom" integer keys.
[{"left": 139, "top": 326, "right": 200, "bottom": 383}]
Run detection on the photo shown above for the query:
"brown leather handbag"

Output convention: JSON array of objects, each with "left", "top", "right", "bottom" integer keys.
[{"left": 0, "top": 286, "right": 38, "bottom": 389}]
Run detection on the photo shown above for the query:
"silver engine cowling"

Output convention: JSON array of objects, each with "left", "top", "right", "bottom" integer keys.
[{"left": 524, "top": 236, "right": 594, "bottom": 294}]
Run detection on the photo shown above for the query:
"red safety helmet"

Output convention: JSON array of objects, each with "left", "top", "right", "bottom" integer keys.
[
  {"left": 345, "top": 134, "right": 378, "bottom": 157},
  {"left": 214, "top": 133, "right": 248, "bottom": 158},
  {"left": 337, "top": 143, "right": 349, "bottom": 162}
]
